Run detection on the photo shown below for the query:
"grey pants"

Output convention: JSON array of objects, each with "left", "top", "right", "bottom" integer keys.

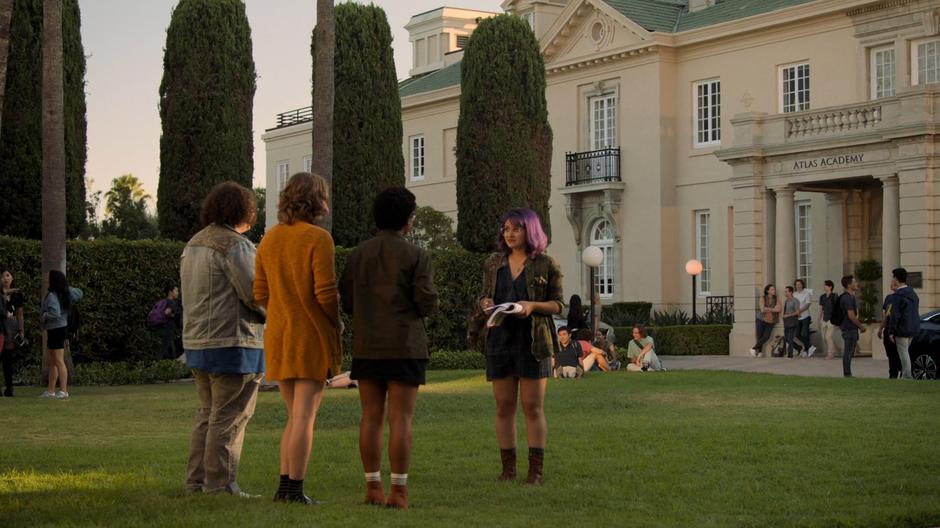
[
  {"left": 185, "top": 369, "right": 263, "bottom": 494},
  {"left": 842, "top": 329, "right": 859, "bottom": 377},
  {"left": 896, "top": 336, "right": 913, "bottom": 379}
]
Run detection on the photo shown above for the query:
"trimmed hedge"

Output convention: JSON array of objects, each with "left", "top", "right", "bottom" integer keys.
[
  {"left": 1, "top": 237, "right": 488, "bottom": 381},
  {"left": 611, "top": 325, "right": 731, "bottom": 356},
  {"left": 72, "top": 360, "right": 191, "bottom": 386},
  {"left": 428, "top": 350, "right": 485, "bottom": 370},
  {"left": 602, "top": 302, "right": 652, "bottom": 326}
]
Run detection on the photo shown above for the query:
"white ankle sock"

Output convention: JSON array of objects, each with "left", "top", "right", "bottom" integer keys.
[
  {"left": 364, "top": 471, "right": 381, "bottom": 482},
  {"left": 390, "top": 473, "right": 408, "bottom": 486}
]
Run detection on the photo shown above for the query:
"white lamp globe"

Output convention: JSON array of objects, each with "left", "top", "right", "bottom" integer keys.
[
  {"left": 582, "top": 246, "right": 604, "bottom": 267},
  {"left": 685, "top": 259, "right": 703, "bottom": 276}
]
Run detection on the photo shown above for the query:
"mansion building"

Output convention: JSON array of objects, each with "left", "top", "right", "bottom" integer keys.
[{"left": 263, "top": 0, "right": 940, "bottom": 357}]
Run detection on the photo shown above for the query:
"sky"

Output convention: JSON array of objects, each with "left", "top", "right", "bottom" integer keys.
[{"left": 79, "top": 0, "right": 504, "bottom": 210}]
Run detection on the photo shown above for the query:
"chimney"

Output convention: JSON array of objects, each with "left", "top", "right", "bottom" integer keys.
[{"left": 688, "top": 0, "right": 716, "bottom": 13}]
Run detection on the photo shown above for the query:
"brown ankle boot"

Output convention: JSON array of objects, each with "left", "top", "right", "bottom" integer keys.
[
  {"left": 364, "top": 480, "right": 385, "bottom": 505},
  {"left": 386, "top": 484, "right": 408, "bottom": 509},
  {"left": 525, "top": 452, "right": 544, "bottom": 485},
  {"left": 498, "top": 449, "right": 517, "bottom": 481}
]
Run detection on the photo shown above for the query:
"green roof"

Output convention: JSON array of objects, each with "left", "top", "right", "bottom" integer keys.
[
  {"left": 399, "top": 0, "right": 818, "bottom": 98},
  {"left": 601, "top": 0, "right": 818, "bottom": 33},
  {"left": 399, "top": 61, "right": 461, "bottom": 98}
]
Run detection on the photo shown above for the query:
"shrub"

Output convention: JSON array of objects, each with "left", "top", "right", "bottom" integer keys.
[
  {"left": 652, "top": 308, "right": 691, "bottom": 326},
  {"left": 428, "top": 350, "right": 485, "bottom": 370},
  {"left": 614, "top": 325, "right": 730, "bottom": 358},
  {"left": 72, "top": 360, "right": 191, "bottom": 386},
  {"left": 602, "top": 302, "right": 652, "bottom": 326}
]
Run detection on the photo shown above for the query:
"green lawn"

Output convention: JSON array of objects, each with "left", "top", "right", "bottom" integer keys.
[{"left": 1, "top": 370, "right": 938, "bottom": 528}]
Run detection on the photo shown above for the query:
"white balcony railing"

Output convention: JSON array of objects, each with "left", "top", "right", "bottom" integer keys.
[{"left": 786, "top": 104, "right": 882, "bottom": 138}]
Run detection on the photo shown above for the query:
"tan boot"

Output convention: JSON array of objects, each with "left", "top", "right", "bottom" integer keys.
[
  {"left": 525, "top": 452, "right": 543, "bottom": 485},
  {"left": 364, "top": 480, "right": 385, "bottom": 506},
  {"left": 498, "top": 449, "right": 517, "bottom": 481},
  {"left": 386, "top": 484, "right": 408, "bottom": 509}
]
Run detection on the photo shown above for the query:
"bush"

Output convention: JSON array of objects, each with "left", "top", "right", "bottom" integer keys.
[
  {"left": 652, "top": 308, "right": 691, "bottom": 326},
  {"left": 614, "top": 325, "right": 730, "bottom": 357},
  {"left": 1, "top": 237, "right": 489, "bottom": 383},
  {"left": 602, "top": 302, "right": 652, "bottom": 326},
  {"left": 428, "top": 350, "right": 485, "bottom": 370}
]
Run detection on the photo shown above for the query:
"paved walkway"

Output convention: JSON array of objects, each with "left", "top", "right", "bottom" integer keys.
[{"left": 661, "top": 354, "right": 891, "bottom": 379}]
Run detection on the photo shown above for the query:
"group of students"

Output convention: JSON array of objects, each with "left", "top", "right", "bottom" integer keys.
[
  {"left": 181, "top": 172, "right": 576, "bottom": 509},
  {"left": 749, "top": 269, "right": 920, "bottom": 378}
]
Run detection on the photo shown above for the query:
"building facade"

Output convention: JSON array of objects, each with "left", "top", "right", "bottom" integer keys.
[{"left": 263, "top": 0, "right": 940, "bottom": 356}]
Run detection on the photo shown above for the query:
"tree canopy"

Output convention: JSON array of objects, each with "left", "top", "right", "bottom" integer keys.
[
  {"left": 158, "top": 0, "right": 255, "bottom": 241},
  {"left": 455, "top": 14, "right": 552, "bottom": 253}
]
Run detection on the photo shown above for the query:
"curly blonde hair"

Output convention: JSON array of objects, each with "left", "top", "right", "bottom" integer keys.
[{"left": 277, "top": 172, "right": 329, "bottom": 225}]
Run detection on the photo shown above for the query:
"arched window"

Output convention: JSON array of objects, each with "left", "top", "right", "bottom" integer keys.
[{"left": 590, "top": 219, "right": 616, "bottom": 298}]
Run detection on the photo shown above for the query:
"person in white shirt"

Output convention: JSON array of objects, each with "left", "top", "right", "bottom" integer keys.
[{"left": 793, "top": 279, "right": 816, "bottom": 357}]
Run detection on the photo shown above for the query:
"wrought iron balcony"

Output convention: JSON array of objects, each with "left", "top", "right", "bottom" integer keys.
[
  {"left": 565, "top": 147, "right": 621, "bottom": 186},
  {"left": 273, "top": 106, "right": 313, "bottom": 129}
]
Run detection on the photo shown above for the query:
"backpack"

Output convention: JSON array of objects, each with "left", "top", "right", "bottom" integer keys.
[
  {"left": 829, "top": 292, "right": 849, "bottom": 327},
  {"left": 148, "top": 299, "right": 170, "bottom": 329},
  {"left": 67, "top": 303, "right": 82, "bottom": 339}
]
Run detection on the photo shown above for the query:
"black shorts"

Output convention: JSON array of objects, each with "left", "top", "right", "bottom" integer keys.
[
  {"left": 351, "top": 358, "right": 428, "bottom": 387},
  {"left": 486, "top": 350, "right": 551, "bottom": 381},
  {"left": 47, "top": 327, "right": 68, "bottom": 350}
]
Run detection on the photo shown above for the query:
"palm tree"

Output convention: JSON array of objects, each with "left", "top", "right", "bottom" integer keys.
[
  {"left": 42, "top": 0, "right": 66, "bottom": 276},
  {"left": 41, "top": 0, "right": 68, "bottom": 381},
  {"left": 0, "top": 0, "right": 13, "bottom": 135},
  {"left": 105, "top": 174, "right": 151, "bottom": 216},
  {"left": 311, "top": 0, "right": 334, "bottom": 230}
]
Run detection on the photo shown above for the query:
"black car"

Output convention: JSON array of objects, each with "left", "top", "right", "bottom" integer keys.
[{"left": 911, "top": 309, "right": 940, "bottom": 380}]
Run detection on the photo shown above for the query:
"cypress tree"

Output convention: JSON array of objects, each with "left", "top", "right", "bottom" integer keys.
[
  {"left": 456, "top": 15, "right": 552, "bottom": 253},
  {"left": 158, "top": 0, "right": 255, "bottom": 241},
  {"left": 312, "top": 3, "right": 402, "bottom": 247},
  {"left": 0, "top": 0, "right": 86, "bottom": 239}
]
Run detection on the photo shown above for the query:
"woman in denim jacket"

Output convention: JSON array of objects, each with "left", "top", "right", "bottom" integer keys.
[
  {"left": 478, "top": 208, "right": 563, "bottom": 485},
  {"left": 40, "top": 270, "right": 82, "bottom": 399}
]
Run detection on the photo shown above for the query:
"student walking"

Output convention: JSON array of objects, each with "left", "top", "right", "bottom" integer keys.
[
  {"left": 181, "top": 182, "right": 266, "bottom": 498},
  {"left": 478, "top": 208, "right": 563, "bottom": 485},
  {"left": 750, "top": 284, "right": 781, "bottom": 357},
  {"left": 878, "top": 286, "right": 901, "bottom": 378},
  {"left": 818, "top": 280, "right": 839, "bottom": 360},
  {"left": 782, "top": 286, "right": 802, "bottom": 358},
  {"left": 887, "top": 268, "right": 920, "bottom": 380},
  {"left": 40, "top": 270, "right": 82, "bottom": 399},
  {"left": 339, "top": 187, "right": 439, "bottom": 509},
  {"left": 838, "top": 275, "right": 866, "bottom": 378},
  {"left": 254, "top": 172, "right": 342, "bottom": 505},
  {"left": 793, "top": 279, "right": 815, "bottom": 357}
]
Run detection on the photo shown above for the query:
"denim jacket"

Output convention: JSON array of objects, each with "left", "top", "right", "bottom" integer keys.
[
  {"left": 181, "top": 224, "right": 265, "bottom": 350},
  {"left": 41, "top": 287, "right": 83, "bottom": 330},
  {"left": 480, "top": 252, "right": 564, "bottom": 360}
]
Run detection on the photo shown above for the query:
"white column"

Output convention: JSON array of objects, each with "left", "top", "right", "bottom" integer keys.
[
  {"left": 774, "top": 187, "right": 796, "bottom": 290},
  {"left": 826, "top": 192, "right": 846, "bottom": 280},
  {"left": 880, "top": 175, "right": 900, "bottom": 294}
]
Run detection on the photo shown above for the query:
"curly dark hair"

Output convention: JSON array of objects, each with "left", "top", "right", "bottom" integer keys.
[
  {"left": 277, "top": 172, "right": 329, "bottom": 225},
  {"left": 373, "top": 187, "right": 416, "bottom": 231},
  {"left": 200, "top": 182, "right": 257, "bottom": 228}
]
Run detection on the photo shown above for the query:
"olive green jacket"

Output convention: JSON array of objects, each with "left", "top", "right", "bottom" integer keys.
[{"left": 480, "top": 252, "right": 564, "bottom": 360}]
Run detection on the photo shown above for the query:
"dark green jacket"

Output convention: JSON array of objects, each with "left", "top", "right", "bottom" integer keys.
[
  {"left": 480, "top": 252, "right": 564, "bottom": 360},
  {"left": 339, "top": 231, "right": 439, "bottom": 360}
]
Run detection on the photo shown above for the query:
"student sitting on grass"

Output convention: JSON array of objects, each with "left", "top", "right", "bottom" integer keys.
[
  {"left": 626, "top": 325, "right": 663, "bottom": 372},
  {"left": 553, "top": 327, "right": 584, "bottom": 378}
]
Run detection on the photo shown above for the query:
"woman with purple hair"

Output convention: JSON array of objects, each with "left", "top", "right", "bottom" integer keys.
[{"left": 478, "top": 208, "right": 563, "bottom": 485}]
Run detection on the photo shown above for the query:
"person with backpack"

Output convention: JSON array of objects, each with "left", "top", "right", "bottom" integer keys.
[
  {"left": 149, "top": 285, "right": 182, "bottom": 360},
  {"left": 818, "top": 280, "right": 839, "bottom": 360},
  {"left": 877, "top": 285, "right": 901, "bottom": 378},
  {"left": 887, "top": 268, "right": 920, "bottom": 380},
  {"left": 832, "top": 275, "right": 866, "bottom": 378},
  {"left": 782, "top": 286, "right": 802, "bottom": 358},
  {"left": 40, "top": 270, "right": 83, "bottom": 399}
]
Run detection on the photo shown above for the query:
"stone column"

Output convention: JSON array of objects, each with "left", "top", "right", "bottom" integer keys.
[
  {"left": 774, "top": 186, "right": 796, "bottom": 290},
  {"left": 880, "top": 175, "right": 900, "bottom": 295},
  {"left": 826, "top": 192, "right": 846, "bottom": 279}
]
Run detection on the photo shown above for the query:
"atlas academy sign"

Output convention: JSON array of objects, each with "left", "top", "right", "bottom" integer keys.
[{"left": 792, "top": 153, "right": 864, "bottom": 170}]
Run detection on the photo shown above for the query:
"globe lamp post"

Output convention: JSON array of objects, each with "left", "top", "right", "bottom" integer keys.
[
  {"left": 685, "top": 259, "right": 703, "bottom": 324},
  {"left": 582, "top": 246, "right": 604, "bottom": 333}
]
